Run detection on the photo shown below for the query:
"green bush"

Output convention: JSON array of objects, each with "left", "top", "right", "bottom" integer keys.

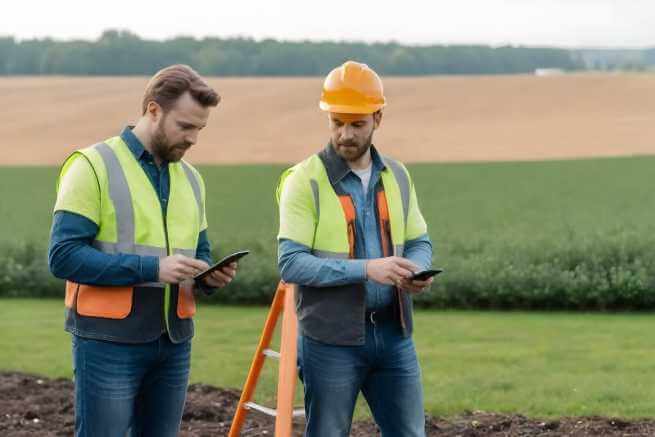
[
  {"left": 415, "top": 230, "right": 655, "bottom": 310},
  {"left": 0, "top": 243, "right": 63, "bottom": 298}
]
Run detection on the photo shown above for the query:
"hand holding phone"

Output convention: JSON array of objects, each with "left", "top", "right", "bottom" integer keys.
[
  {"left": 397, "top": 268, "right": 442, "bottom": 294},
  {"left": 409, "top": 269, "right": 443, "bottom": 282}
]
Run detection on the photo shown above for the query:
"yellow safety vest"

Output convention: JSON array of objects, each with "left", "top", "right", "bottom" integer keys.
[{"left": 55, "top": 136, "right": 205, "bottom": 342}]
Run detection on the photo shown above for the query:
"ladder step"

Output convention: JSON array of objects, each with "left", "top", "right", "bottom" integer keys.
[
  {"left": 243, "top": 401, "right": 276, "bottom": 417},
  {"left": 243, "top": 402, "right": 305, "bottom": 418},
  {"left": 263, "top": 348, "right": 281, "bottom": 359}
]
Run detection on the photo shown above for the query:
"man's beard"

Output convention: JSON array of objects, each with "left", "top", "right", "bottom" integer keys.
[
  {"left": 151, "top": 122, "right": 190, "bottom": 163},
  {"left": 335, "top": 131, "right": 374, "bottom": 162}
]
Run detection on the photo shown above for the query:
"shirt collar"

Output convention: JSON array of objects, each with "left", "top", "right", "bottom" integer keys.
[
  {"left": 120, "top": 126, "right": 151, "bottom": 161},
  {"left": 318, "top": 142, "right": 386, "bottom": 186}
]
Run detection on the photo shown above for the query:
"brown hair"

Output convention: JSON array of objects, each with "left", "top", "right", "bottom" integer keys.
[{"left": 141, "top": 64, "right": 220, "bottom": 115}]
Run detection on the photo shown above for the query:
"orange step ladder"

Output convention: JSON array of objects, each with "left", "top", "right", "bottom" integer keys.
[{"left": 228, "top": 281, "right": 304, "bottom": 436}]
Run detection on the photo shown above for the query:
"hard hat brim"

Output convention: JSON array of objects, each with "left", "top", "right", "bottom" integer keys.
[{"left": 319, "top": 101, "right": 386, "bottom": 114}]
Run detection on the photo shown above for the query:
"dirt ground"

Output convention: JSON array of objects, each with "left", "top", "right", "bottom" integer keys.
[
  {"left": 2, "top": 73, "right": 655, "bottom": 166},
  {"left": 3, "top": 372, "right": 655, "bottom": 436}
]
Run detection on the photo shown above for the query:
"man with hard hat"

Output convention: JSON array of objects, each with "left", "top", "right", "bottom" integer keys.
[{"left": 277, "top": 60, "right": 434, "bottom": 436}]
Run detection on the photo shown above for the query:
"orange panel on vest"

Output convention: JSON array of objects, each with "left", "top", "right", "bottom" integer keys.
[
  {"left": 76, "top": 284, "right": 133, "bottom": 319},
  {"left": 65, "top": 281, "right": 78, "bottom": 309},
  {"left": 338, "top": 195, "right": 357, "bottom": 258},
  {"left": 177, "top": 281, "right": 197, "bottom": 319},
  {"left": 376, "top": 190, "right": 392, "bottom": 257}
]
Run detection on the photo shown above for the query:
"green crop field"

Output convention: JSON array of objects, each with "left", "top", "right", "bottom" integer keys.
[{"left": 1, "top": 156, "right": 650, "bottom": 246}]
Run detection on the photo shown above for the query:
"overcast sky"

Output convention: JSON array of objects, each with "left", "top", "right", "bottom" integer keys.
[{"left": 2, "top": 0, "right": 653, "bottom": 48}]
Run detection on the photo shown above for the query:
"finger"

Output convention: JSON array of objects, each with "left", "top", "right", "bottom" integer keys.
[
  {"left": 401, "top": 276, "right": 424, "bottom": 288},
  {"left": 394, "top": 257, "right": 420, "bottom": 272},
  {"left": 220, "top": 268, "right": 237, "bottom": 279},
  {"left": 204, "top": 272, "right": 222, "bottom": 283},
  {"left": 180, "top": 257, "right": 209, "bottom": 270},
  {"left": 211, "top": 270, "right": 233, "bottom": 283},
  {"left": 205, "top": 276, "right": 228, "bottom": 288},
  {"left": 399, "top": 280, "right": 422, "bottom": 293},
  {"left": 177, "top": 256, "right": 206, "bottom": 270},
  {"left": 211, "top": 269, "right": 232, "bottom": 279},
  {"left": 176, "top": 265, "right": 198, "bottom": 278},
  {"left": 392, "top": 265, "right": 414, "bottom": 279},
  {"left": 196, "top": 260, "right": 210, "bottom": 270}
]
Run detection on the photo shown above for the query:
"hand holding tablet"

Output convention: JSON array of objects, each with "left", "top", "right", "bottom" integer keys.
[{"left": 193, "top": 250, "right": 250, "bottom": 282}]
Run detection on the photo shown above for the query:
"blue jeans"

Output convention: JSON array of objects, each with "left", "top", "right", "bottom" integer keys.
[
  {"left": 298, "top": 319, "right": 425, "bottom": 437},
  {"left": 72, "top": 334, "right": 191, "bottom": 437}
]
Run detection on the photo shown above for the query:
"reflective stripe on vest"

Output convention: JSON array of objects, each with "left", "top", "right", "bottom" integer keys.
[
  {"left": 180, "top": 160, "right": 204, "bottom": 225},
  {"left": 382, "top": 157, "right": 410, "bottom": 225},
  {"left": 95, "top": 142, "right": 136, "bottom": 252}
]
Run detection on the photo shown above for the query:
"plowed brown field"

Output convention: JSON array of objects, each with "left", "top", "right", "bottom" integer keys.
[{"left": 1, "top": 73, "right": 654, "bottom": 165}]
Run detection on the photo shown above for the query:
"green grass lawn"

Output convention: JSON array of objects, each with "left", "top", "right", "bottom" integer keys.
[{"left": 3, "top": 298, "right": 655, "bottom": 418}]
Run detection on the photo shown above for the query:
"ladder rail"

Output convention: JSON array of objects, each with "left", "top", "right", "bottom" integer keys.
[
  {"left": 228, "top": 281, "right": 287, "bottom": 437},
  {"left": 275, "top": 282, "right": 300, "bottom": 434},
  {"left": 228, "top": 282, "right": 301, "bottom": 437}
]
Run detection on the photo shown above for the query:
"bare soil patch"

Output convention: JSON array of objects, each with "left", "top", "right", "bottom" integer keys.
[{"left": 3, "top": 372, "right": 655, "bottom": 436}]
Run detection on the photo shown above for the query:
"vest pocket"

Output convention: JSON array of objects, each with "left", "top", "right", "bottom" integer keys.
[
  {"left": 177, "top": 280, "right": 196, "bottom": 319},
  {"left": 76, "top": 284, "right": 133, "bottom": 319}
]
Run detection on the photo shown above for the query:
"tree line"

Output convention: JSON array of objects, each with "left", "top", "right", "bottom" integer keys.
[{"left": 0, "top": 29, "right": 584, "bottom": 76}]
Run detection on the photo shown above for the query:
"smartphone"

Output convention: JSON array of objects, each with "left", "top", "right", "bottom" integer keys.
[
  {"left": 193, "top": 250, "right": 250, "bottom": 282},
  {"left": 410, "top": 269, "right": 443, "bottom": 281}
]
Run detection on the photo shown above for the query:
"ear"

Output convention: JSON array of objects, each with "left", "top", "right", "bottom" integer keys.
[
  {"left": 373, "top": 110, "right": 383, "bottom": 129},
  {"left": 145, "top": 101, "right": 163, "bottom": 122}
]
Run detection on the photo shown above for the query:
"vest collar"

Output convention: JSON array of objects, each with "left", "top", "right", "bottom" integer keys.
[{"left": 318, "top": 142, "right": 386, "bottom": 186}]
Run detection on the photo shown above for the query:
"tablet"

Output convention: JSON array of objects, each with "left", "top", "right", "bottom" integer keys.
[{"left": 193, "top": 250, "right": 250, "bottom": 282}]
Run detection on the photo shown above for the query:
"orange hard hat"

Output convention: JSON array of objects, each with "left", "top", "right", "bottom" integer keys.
[{"left": 319, "top": 61, "right": 386, "bottom": 114}]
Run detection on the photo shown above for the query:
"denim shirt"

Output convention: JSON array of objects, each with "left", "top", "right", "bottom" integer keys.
[
  {"left": 278, "top": 147, "right": 433, "bottom": 310},
  {"left": 48, "top": 126, "right": 213, "bottom": 286}
]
